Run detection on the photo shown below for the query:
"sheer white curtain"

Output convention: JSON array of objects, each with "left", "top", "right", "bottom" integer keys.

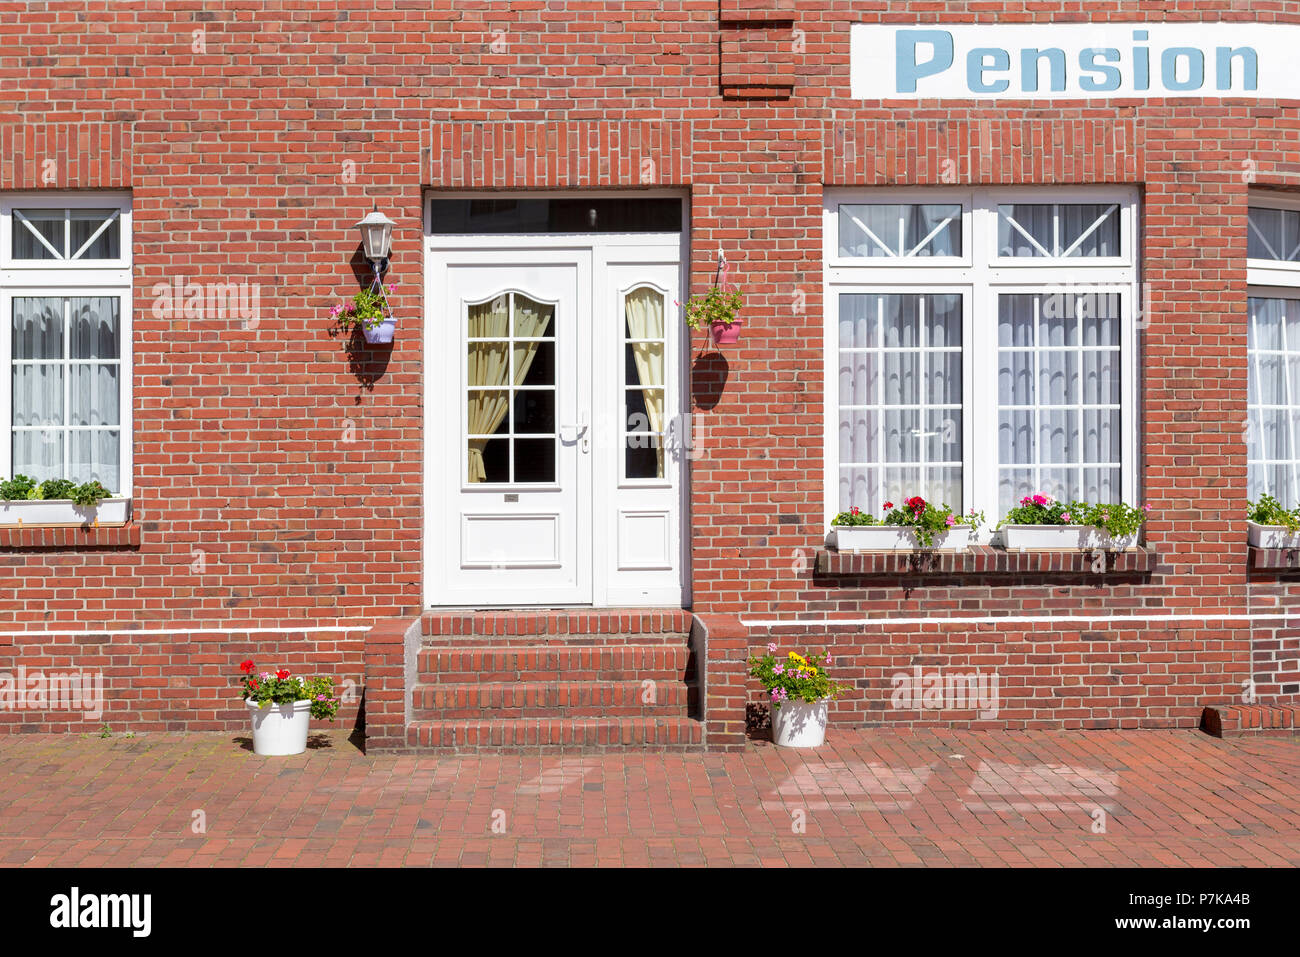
[
  {"left": 11, "top": 296, "right": 120, "bottom": 491},
  {"left": 1248, "top": 296, "right": 1300, "bottom": 504},
  {"left": 997, "top": 293, "right": 1119, "bottom": 509},
  {"left": 839, "top": 204, "right": 960, "bottom": 258},
  {"left": 625, "top": 287, "right": 665, "bottom": 477},
  {"left": 838, "top": 293, "right": 962, "bottom": 514}
]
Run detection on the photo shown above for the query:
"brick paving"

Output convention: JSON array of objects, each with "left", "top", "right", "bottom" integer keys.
[{"left": 0, "top": 728, "right": 1296, "bottom": 867}]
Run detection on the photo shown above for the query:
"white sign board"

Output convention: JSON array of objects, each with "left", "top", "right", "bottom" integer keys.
[{"left": 850, "top": 22, "right": 1299, "bottom": 100}]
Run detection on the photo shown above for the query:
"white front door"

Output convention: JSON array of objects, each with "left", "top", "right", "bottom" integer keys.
[{"left": 425, "top": 234, "right": 686, "bottom": 607}]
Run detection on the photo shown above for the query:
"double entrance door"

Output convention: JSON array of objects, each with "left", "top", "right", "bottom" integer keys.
[{"left": 424, "top": 234, "right": 686, "bottom": 607}]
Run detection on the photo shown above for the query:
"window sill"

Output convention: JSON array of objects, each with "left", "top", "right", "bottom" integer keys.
[
  {"left": 1250, "top": 545, "right": 1300, "bottom": 571},
  {"left": 815, "top": 544, "right": 1158, "bottom": 577},
  {"left": 0, "top": 521, "right": 140, "bottom": 551}
]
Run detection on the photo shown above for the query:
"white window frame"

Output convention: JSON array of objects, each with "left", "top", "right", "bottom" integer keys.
[
  {"left": 1245, "top": 190, "right": 1300, "bottom": 507},
  {"left": 823, "top": 186, "right": 1140, "bottom": 536},
  {"left": 1247, "top": 190, "right": 1300, "bottom": 286},
  {"left": 0, "top": 192, "right": 133, "bottom": 498}
]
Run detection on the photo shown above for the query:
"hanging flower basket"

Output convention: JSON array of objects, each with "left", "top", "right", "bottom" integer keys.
[
  {"left": 685, "top": 284, "right": 743, "bottom": 346},
  {"left": 710, "top": 317, "right": 743, "bottom": 344},
  {"left": 330, "top": 281, "right": 397, "bottom": 345},
  {"left": 362, "top": 316, "right": 397, "bottom": 344}
]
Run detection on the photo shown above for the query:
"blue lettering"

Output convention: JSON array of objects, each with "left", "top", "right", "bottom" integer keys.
[
  {"left": 896, "top": 30, "right": 954, "bottom": 93},
  {"left": 1020, "top": 47, "right": 1066, "bottom": 92},
  {"left": 967, "top": 47, "right": 1010, "bottom": 93},
  {"left": 1133, "top": 30, "right": 1149, "bottom": 91},
  {"left": 1079, "top": 48, "right": 1122, "bottom": 92},
  {"left": 1216, "top": 46, "right": 1258, "bottom": 91},
  {"left": 1161, "top": 47, "right": 1204, "bottom": 91}
]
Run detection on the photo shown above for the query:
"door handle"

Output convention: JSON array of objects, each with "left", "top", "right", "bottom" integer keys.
[{"left": 559, "top": 417, "right": 590, "bottom": 453}]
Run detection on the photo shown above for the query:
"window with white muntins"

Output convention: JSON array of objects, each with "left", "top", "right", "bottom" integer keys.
[
  {"left": 824, "top": 187, "right": 1140, "bottom": 527},
  {"left": 1246, "top": 191, "right": 1300, "bottom": 508},
  {"left": 0, "top": 193, "right": 132, "bottom": 496}
]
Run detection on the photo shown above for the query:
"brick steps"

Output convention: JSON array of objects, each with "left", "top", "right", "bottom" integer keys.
[
  {"left": 1201, "top": 704, "right": 1300, "bottom": 737},
  {"left": 405, "top": 608, "right": 702, "bottom": 752},
  {"left": 412, "top": 679, "right": 692, "bottom": 720},
  {"left": 416, "top": 644, "right": 691, "bottom": 682},
  {"left": 421, "top": 608, "right": 692, "bottom": 643},
  {"left": 406, "top": 716, "right": 704, "bottom": 751}
]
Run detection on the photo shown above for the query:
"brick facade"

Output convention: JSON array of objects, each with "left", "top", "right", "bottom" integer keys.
[{"left": 2, "top": 1, "right": 1298, "bottom": 745}]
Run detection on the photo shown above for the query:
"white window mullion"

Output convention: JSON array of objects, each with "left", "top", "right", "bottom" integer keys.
[
  {"left": 62, "top": 297, "right": 70, "bottom": 478},
  {"left": 1281, "top": 302, "right": 1298, "bottom": 506}
]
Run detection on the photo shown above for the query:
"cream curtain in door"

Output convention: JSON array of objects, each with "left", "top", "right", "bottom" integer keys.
[
  {"left": 466, "top": 294, "right": 554, "bottom": 483},
  {"left": 466, "top": 297, "right": 510, "bottom": 482},
  {"left": 511, "top": 295, "right": 552, "bottom": 391},
  {"left": 625, "top": 287, "right": 665, "bottom": 476}
]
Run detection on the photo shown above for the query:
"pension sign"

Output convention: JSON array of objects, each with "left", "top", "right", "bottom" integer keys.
[{"left": 849, "top": 22, "right": 1296, "bottom": 100}]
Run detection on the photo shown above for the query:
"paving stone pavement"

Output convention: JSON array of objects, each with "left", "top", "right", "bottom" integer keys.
[{"left": 0, "top": 728, "right": 1296, "bottom": 867}]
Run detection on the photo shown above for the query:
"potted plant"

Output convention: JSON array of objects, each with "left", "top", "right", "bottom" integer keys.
[
  {"left": 684, "top": 284, "right": 743, "bottom": 345},
  {"left": 997, "top": 493, "right": 1149, "bottom": 550},
  {"left": 1247, "top": 494, "right": 1300, "bottom": 548},
  {"left": 748, "top": 644, "right": 845, "bottom": 748},
  {"left": 330, "top": 281, "right": 397, "bottom": 345},
  {"left": 0, "top": 475, "right": 129, "bottom": 527},
  {"left": 238, "top": 660, "right": 340, "bottom": 756},
  {"left": 830, "top": 497, "right": 982, "bottom": 551}
]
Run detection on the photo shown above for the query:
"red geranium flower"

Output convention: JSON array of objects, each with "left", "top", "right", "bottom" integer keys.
[
  {"left": 883, "top": 501, "right": 894, "bottom": 509},
  {"left": 248, "top": 678, "right": 258, "bottom": 690},
  {"left": 239, "top": 660, "right": 255, "bottom": 674},
  {"left": 276, "top": 669, "right": 290, "bottom": 680}
]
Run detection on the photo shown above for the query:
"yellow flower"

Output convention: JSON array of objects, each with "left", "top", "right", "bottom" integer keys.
[{"left": 788, "top": 652, "right": 807, "bottom": 665}]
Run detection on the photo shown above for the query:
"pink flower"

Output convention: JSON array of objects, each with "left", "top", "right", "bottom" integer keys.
[
  {"left": 767, "top": 642, "right": 777, "bottom": 653},
  {"left": 1061, "top": 512, "right": 1071, "bottom": 523},
  {"left": 1142, "top": 504, "right": 1152, "bottom": 512},
  {"left": 825, "top": 655, "right": 833, "bottom": 665},
  {"left": 1032, "top": 493, "right": 1048, "bottom": 506},
  {"left": 1020, "top": 496, "right": 1031, "bottom": 506},
  {"left": 945, "top": 515, "right": 955, "bottom": 527},
  {"left": 774, "top": 663, "right": 785, "bottom": 675}
]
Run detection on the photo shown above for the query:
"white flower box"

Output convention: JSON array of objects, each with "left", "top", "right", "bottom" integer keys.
[
  {"left": 831, "top": 524, "right": 972, "bottom": 552},
  {"left": 1247, "top": 520, "right": 1300, "bottom": 550},
  {"left": 0, "top": 497, "right": 131, "bottom": 528},
  {"left": 1001, "top": 524, "right": 1139, "bottom": 551}
]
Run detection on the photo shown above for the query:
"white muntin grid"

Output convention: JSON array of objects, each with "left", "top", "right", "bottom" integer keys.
[{"left": 823, "top": 186, "right": 1139, "bottom": 528}]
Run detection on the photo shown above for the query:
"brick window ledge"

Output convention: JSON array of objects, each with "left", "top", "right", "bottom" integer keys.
[
  {"left": 816, "top": 544, "right": 1158, "bottom": 577},
  {"left": 1250, "top": 545, "right": 1300, "bottom": 571},
  {"left": 0, "top": 522, "right": 140, "bottom": 551}
]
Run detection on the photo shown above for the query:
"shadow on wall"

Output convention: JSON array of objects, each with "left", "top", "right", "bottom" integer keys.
[
  {"left": 691, "top": 350, "right": 730, "bottom": 410},
  {"left": 334, "top": 244, "right": 393, "bottom": 397}
]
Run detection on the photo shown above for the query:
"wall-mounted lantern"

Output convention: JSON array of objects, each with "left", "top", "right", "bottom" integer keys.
[
  {"left": 355, "top": 207, "right": 396, "bottom": 277},
  {"left": 349, "top": 207, "right": 397, "bottom": 345}
]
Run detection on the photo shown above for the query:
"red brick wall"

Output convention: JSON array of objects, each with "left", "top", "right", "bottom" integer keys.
[{"left": 1, "top": 1, "right": 1297, "bottom": 737}]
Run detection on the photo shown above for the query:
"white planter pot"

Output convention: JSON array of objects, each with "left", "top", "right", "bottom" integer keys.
[
  {"left": 362, "top": 317, "right": 396, "bottom": 344},
  {"left": 1248, "top": 521, "right": 1300, "bottom": 549},
  {"left": 247, "top": 699, "right": 312, "bottom": 756},
  {"left": 0, "top": 496, "right": 130, "bottom": 528},
  {"left": 832, "top": 524, "right": 971, "bottom": 552},
  {"left": 771, "top": 699, "right": 829, "bottom": 748},
  {"left": 1001, "top": 524, "right": 1139, "bottom": 551}
]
